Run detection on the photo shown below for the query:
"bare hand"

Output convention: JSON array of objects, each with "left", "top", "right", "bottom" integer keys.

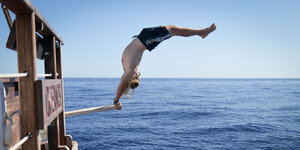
[{"left": 114, "top": 102, "right": 122, "bottom": 110}]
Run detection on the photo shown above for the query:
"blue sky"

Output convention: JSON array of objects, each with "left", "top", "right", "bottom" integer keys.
[{"left": 0, "top": 0, "right": 299, "bottom": 78}]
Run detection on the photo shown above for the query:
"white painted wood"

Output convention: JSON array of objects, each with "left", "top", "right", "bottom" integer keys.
[{"left": 65, "top": 105, "right": 116, "bottom": 117}]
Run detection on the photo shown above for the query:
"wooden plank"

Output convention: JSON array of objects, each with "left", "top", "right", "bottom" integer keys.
[
  {"left": 15, "top": 12, "right": 40, "bottom": 150},
  {"left": 56, "top": 42, "right": 63, "bottom": 80},
  {"left": 65, "top": 105, "right": 116, "bottom": 117},
  {"left": 0, "top": 0, "right": 63, "bottom": 44},
  {"left": 0, "top": 0, "right": 33, "bottom": 12},
  {"left": 44, "top": 36, "right": 61, "bottom": 149},
  {"left": 6, "top": 21, "right": 16, "bottom": 50},
  {"left": 35, "top": 79, "right": 63, "bottom": 129},
  {"left": 1, "top": 80, "right": 5, "bottom": 150},
  {"left": 47, "top": 119, "right": 60, "bottom": 150},
  {"left": 56, "top": 42, "right": 68, "bottom": 146},
  {"left": 44, "top": 36, "right": 57, "bottom": 79},
  {"left": 1, "top": 5, "right": 13, "bottom": 29}
]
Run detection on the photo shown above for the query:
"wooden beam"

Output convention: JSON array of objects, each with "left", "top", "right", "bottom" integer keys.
[
  {"left": 43, "top": 36, "right": 60, "bottom": 150},
  {"left": 65, "top": 105, "right": 117, "bottom": 117},
  {"left": 0, "top": 0, "right": 64, "bottom": 44},
  {"left": 35, "top": 22, "right": 44, "bottom": 32},
  {"left": 16, "top": 12, "right": 40, "bottom": 150},
  {"left": 44, "top": 36, "right": 57, "bottom": 79},
  {"left": 47, "top": 121, "right": 60, "bottom": 150},
  {"left": 56, "top": 42, "right": 68, "bottom": 147},
  {"left": 1, "top": 4, "right": 13, "bottom": 29},
  {"left": 55, "top": 42, "right": 63, "bottom": 80}
]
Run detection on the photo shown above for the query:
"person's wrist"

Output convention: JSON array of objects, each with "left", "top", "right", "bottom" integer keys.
[{"left": 114, "top": 99, "right": 119, "bottom": 105}]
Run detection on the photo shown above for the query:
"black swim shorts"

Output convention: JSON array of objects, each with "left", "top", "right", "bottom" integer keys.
[{"left": 136, "top": 26, "right": 171, "bottom": 51}]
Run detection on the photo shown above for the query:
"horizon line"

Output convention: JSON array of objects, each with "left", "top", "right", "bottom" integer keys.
[{"left": 62, "top": 77, "right": 300, "bottom": 79}]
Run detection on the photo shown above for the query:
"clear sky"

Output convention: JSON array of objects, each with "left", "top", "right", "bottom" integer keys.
[{"left": 0, "top": 0, "right": 299, "bottom": 78}]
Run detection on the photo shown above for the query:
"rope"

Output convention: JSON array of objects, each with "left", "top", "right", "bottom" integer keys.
[{"left": 65, "top": 105, "right": 116, "bottom": 117}]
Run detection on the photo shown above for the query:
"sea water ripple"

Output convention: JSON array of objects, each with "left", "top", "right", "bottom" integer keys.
[{"left": 64, "top": 78, "right": 300, "bottom": 149}]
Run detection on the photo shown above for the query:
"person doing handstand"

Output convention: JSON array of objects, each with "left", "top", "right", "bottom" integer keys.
[{"left": 114, "top": 23, "right": 217, "bottom": 110}]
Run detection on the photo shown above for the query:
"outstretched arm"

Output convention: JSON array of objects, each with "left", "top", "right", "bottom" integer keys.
[{"left": 113, "top": 71, "right": 135, "bottom": 110}]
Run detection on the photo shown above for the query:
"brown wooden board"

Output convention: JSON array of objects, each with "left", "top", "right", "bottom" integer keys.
[
  {"left": 0, "top": 0, "right": 64, "bottom": 44},
  {"left": 56, "top": 42, "right": 68, "bottom": 146},
  {"left": 36, "top": 79, "right": 63, "bottom": 129},
  {"left": 16, "top": 12, "right": 40, "bottom": 150}
]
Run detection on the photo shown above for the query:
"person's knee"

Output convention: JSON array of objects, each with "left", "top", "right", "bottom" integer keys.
[{"left": 165, "top": 25, "right": 179, "bottom": 36}]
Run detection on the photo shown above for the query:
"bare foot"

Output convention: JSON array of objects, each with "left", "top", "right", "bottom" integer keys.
[{"left": 200, "top": 23, "right": 216, "bottom": 39}]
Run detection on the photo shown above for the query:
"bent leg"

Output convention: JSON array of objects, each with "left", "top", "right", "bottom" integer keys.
[{"left": 165, "top": 23, "right": 216, "bottom": 38}]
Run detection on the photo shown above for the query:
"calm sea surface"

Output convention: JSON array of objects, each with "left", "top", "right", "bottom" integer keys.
[{"left": 64, "top": 78, "right": 300, "bottom": 150}]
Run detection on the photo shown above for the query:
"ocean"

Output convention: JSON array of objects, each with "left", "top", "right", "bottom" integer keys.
[{"left": 64, "top": 78, "right": 300, "bottom": 150}]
